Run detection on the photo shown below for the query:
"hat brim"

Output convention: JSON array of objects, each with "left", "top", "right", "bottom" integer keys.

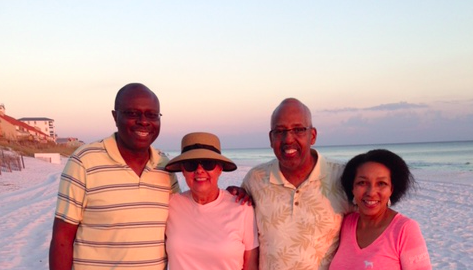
[{"left": 165, "top": 149, "right": 237, "bottom": 172}]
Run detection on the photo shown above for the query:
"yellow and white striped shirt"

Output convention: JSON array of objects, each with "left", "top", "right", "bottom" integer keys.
[{"left": 55, "top": 134, "right": 180, "bottom": 270}]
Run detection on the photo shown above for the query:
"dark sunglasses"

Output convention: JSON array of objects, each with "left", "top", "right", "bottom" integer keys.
[{"left": 182, "top": 160, "right": 219, "bottom": 172}]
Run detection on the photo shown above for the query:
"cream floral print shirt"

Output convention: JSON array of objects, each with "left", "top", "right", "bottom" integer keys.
[{"left": 242, "top": 150, "right": 349, "bottom": 270}]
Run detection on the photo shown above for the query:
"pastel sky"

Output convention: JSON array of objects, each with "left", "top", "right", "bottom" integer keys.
[{"left": 1, "top": 1, "right": 472, "bottom": 151}]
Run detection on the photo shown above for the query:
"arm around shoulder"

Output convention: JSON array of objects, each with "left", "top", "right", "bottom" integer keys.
[
  {"left": 49, "top": 218, "right": 79, "bottom": 270},
  {"left": 226, "top": 185, "right": 253, "bottom": 205}
]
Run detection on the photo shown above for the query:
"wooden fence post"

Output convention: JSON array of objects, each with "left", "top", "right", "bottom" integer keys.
[
  {"left": 7, "top": 158, "right": 11, "bottom": 173},
  {"left": 17, "top": 156, "right": 21, "bottom": 171}
]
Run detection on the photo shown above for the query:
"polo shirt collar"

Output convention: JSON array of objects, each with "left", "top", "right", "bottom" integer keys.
[
  {"left": 269, "top": 149, "right": 328, "bottom": 188},
  {"left": 104, "top": 133, "right": 162, "bottom": 168}
]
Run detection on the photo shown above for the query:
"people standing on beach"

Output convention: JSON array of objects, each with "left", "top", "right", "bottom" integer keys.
[
  {"left": 233, "top": 98, "right": 350, "bottom": 269},
  {"left": 49, "top": 83, "right": 180, "bottom": 270},
  {"left": 329, "top": 149, "right": 431, "bottom": 270},
  {"left": 164, "top": 132, "right": 259, "bottom": 270}
]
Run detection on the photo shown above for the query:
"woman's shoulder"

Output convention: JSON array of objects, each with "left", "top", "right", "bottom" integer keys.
[
  {"left": 390, "top": 213, "right": 422, "bottom": 234},
  {"left": 220, "top": 189, "right": 244, "bottom": 204},
  {"left": 344, "top": 212, "right": 360, "bottom": 221},
  {"left": 170, "top": 190, "right": 191, "bottom": 203},
  {"left": 393, "top": 213, "right": 418, "bottom": 225},
  {"left": 219, "top": 190, "right": 254, "bottom": 210},
  {"left": 340, "top": 212, "right": 359, "bottom": 229}
]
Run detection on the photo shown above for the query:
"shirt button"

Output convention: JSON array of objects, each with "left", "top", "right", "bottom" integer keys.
[
  {"left": 295, "top": 202, "right": 299, "bottom": 206},
  {"left": 296, "top": 190, "right": 300, "bottom": 193}
]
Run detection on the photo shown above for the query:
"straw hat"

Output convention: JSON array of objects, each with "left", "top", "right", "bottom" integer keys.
[{"left": 165, "top": 132, "right": 237, "bottom": 172}]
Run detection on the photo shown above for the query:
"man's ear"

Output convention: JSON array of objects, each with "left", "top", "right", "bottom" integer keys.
[
  {"left": 112, "top": 110, "right": 118, "bottom": 126},
  {"left": 311, "top": 127, "right": 317, "bottom": 145}
]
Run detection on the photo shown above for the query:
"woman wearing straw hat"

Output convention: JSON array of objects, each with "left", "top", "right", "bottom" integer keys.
[{"left": 165, "top": 132, "right": 259, "bottom": 270}]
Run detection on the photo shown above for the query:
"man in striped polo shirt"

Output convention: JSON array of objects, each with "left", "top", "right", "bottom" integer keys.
[{"left": 49, "top": 83, "right": 180, "bottom": 270}]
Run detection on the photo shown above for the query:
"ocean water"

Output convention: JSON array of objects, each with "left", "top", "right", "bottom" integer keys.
[
  {"left": 219, "top": 140, "right": 473, "bottom": 172},
  {"left": 166, "top": 140, "right": 473, "bottom": 189},
  {"left": 318, "top": 140, "right": 473, "bottom": 173}
]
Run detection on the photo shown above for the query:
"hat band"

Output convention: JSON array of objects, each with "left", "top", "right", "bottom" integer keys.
[{"left": 182, "top": 143, "right": 221, "bottom": 154}]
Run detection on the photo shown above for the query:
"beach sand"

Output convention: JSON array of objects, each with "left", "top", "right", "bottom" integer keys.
[{"left": 1, "top": 157, "right": 472, "bottom": 269}]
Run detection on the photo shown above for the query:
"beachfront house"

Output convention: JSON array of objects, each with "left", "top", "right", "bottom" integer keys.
[
  {"left": 0, "top": 104, "right": 54, "bottom": 143},
  {"left": 18, "top": 117, "right": 56, "bottom": 142}
]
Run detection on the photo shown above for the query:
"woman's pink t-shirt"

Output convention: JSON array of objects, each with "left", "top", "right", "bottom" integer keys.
[
  {"left": 165, "top": 190, "right": 259, "bottom": 270},
  {"left": 329, "top": 212, "right": 431, "bottom": 270}
]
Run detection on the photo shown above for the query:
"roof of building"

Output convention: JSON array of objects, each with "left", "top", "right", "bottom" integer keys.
[
  {"left": 18, "top": 117, "right": 54, "bottom": 121},
  {"left": 0, "top": 114, "right": 49, "bottom": 137}
]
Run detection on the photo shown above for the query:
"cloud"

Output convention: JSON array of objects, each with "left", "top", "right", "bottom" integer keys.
[
  {"left": 435, "top": 98, "right": 473, "bottom": 105},
  {"left": 367, "top": 102, "right": 428, "bottom": 111},
  {"left": 319, "top": 101, "right": 427, "bottom": 113},
  {"left": 314, "top": 100, "right": 473, "bottom": 146}
]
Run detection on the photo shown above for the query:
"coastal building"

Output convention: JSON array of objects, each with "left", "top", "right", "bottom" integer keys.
[
  {"left": 0, "top": 104, "right": 17, "bottom": 140},
  {"left": 18, "top": 117, "right": 56, "bottom": 141},
  {"left": 0, "top": 104, "right": 53, "bottom": 142}
]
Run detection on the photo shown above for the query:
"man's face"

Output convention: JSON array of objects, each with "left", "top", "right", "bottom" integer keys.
[
  {"left": 112, "top": 87, "right": 161, "bottom": 153},
  {"left": 269, "top": 103, "right": 316, "bottom": 173}
]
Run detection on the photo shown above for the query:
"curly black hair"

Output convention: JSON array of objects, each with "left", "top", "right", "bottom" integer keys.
[{"left": 340, "top": 149, "right": 416, "bottom": 206}]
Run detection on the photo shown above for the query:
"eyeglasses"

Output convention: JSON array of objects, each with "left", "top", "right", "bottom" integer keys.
[
  {"left": 182, "top": 160, "right": 218, "bottom": 172},
  {"left": 117, "top": 110, "right": 162, "bottom": 121},
  {"left": 270, "top": 127, "right": 311, "bottom": 138}
]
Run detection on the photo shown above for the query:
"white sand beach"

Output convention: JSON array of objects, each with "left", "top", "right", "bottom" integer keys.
[{"left": 1, "top": 156, "right": 472, "bottom": 269}]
